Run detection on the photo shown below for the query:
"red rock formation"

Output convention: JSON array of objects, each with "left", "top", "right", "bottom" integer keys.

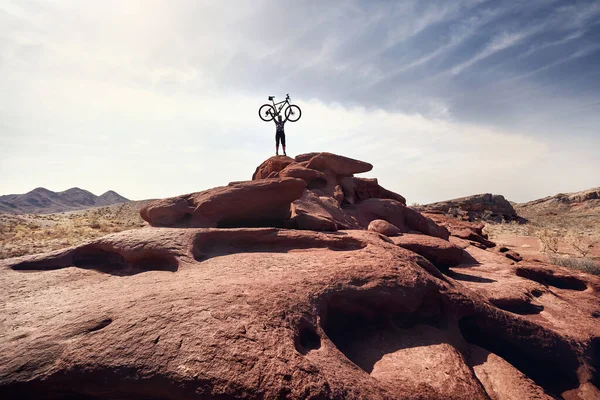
[
  {"left": 1, "top": 151, "right": 599, "bottom": 399},
  {"left": 142, "top": 152, "right": 446, "bottom": 239}
]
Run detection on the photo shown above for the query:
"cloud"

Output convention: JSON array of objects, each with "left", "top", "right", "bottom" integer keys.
[
  {"left": 450, "top": 32, "right": 527, "bottom": 75},
  {"left": 0, "top": 0, "right": 598, "bottom": 204}
]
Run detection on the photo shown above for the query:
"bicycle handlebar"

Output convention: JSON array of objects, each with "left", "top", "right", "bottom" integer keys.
[{"left": 268, "top": 94, "right": 291, "bottom": 101}]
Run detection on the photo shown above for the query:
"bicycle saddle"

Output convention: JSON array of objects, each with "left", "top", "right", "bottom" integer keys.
[{"left": 268, "top": 96, "right": 274, "bottom": 100}]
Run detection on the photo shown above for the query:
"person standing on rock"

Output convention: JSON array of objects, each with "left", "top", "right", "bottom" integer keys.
[{"left": 273, "top": 114, "right": 288, "bottom": 156}]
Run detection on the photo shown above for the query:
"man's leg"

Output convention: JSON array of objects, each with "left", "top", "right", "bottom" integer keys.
[
  {"left": 275, "top": 133, "right": 280, "bottom": 155},
  {"left": 282, "top": 133, "right": 287, "bottom": 156}
]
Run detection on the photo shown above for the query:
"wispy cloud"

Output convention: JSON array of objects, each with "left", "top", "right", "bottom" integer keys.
[{"left": 450, "top": 32, "right": 526, "bottom": 75}]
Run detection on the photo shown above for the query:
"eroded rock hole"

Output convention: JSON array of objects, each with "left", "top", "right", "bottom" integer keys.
[
  {"left": 72, "top": 247, "right": 126, "bottom": 273},
  {"left": 11, "top": 258, "right": 69, "bottom": 271},
  {"left": 321, "top": 291, "right": 444, "bottom": 373},
  {"left": 531, "top": 288, "right": 544, "bottom": 297},
  {"left": 306, "top": 178, "right": 327, "bottom": 190},
  {"left": 516, "top": 267, "right": 587, "bottom": 291},
  {"left": 591, "top": 337, "right": 600, "bottom": 388},
  {"left": 459, "top": 314, "right": 580, "bottom": 395},
  {"left": 192, "top": 231, "right": 366, "bottom": 261},
  {"left": 216, "top": 217, "right": 287, "bottom": 228},
  {"left": 87, "top": 318, "right": 112, "bottom": 333},
  {"left": 294, "top": 320, "right": 321, "bottom": 355},
  {"left": 131, "top": 254, "right": 178, "bottom": 272},
  {"left": 73, "top": 247, "right": 178, "bottom": 274},
  {"left": 447, "top": 270, "right": 496, "bottom": 283},
  {"left": 489, "top": 299, "right": 544, "bottom": 315}
]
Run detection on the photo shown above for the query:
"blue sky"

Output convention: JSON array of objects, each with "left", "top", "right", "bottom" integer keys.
[{"left": 1, "top": 0, "right": 599, "bottom": 204}]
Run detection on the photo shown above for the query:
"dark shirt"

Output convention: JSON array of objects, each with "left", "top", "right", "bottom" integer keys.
[{"left": 276, "top": 120, "right": 285, "bottom": 132}]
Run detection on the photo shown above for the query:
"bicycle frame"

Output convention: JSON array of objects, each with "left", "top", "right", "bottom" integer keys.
[{"left": 268, "top": 95, "right": 291, "bottom": 117}]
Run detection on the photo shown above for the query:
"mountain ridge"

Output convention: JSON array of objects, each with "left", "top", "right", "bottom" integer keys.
[{"left": 0, "top": 187, "right": 129, "bottom": 214}]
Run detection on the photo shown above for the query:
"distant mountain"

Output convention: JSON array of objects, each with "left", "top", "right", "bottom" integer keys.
[
  {"left": 0, "top": 187, "right": 130, "bottom": 214},
  {"left": 516, "top": 187, "right": 600, "bottom": 216}
]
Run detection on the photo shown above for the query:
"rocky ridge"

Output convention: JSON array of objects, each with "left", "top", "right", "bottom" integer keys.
[
  {"left": 417, "top": 193, "right": 523, "bottom": 223},
  {"left": 1, "top": 152, "right": 599, "bottom": 400},
  {"left": 516, "top": 187, "right": 600, "bottom": 216}
]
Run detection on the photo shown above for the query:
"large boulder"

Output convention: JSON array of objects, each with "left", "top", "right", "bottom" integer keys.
[
  {"left": 278, "top": 163, "right": 326, "bottom": 184},
  {"left": 298, "top": 152, "right": 373, "bottom": 176},
  {"left": 290, "top": 191, "right": 361, "bottom": 231},
  {"left": 140, "top": 178, "right": 306, "bottom": 228},
  {"left": 368, "top": 219, "right": 402, "bottom": 236},
  {"left": 290, "top": 191, "right": 338, "bottom": 231},
  {"left": 392, "top": 234, "right": 464, "bottom": 271}
]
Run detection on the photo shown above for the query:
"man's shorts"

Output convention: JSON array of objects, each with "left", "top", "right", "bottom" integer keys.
[{"left": 276, "top": 131, "right": 286, "bottom": 146}]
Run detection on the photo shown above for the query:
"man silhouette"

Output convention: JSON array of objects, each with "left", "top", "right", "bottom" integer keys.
[{"left": 273, "top": 114, "right": 288, "bottom": 156}]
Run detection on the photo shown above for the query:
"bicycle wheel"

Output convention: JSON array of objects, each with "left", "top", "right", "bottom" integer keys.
[
  {"left": 259, "top": 104, "right": 276, "bottom": 121},
  {"left": 285, "top": 105, "right": 302, "bottom": 122}
]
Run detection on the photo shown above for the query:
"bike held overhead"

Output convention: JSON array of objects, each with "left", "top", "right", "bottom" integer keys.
[{"left": 258, "top": 94, "right": 302, "bottom": 156}]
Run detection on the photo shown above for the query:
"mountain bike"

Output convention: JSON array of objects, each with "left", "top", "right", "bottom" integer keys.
[{"left": 258, "top": 94, "right": 302, "bottom": 122}]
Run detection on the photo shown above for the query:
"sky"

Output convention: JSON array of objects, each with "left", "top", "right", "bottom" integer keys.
[{"left": 1, "top": 0, "right": 599, "bottom": 204}]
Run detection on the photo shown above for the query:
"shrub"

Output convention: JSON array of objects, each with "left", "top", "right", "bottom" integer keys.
[
  {"left": 566, "top": 232, "right": 598, "bottom": 257},
  {"left": 536, "top": 228, "right": 560, "bottom": 253},
  {"left": 548, "top": 254, "right": 600, "bottom": 276}
]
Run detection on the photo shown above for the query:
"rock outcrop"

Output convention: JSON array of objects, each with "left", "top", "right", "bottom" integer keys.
[
  {"left": 141, "top": 152, "right": 447, "bottom": 239},
  {"left": 418, "top": 193, "right": 524, "bottom": 223},
  {"left": 516, "top": 187, "right": 600, "bottom": 216},
  {"left": 1, "top": 152, "right": 599, "bottom": 400}
]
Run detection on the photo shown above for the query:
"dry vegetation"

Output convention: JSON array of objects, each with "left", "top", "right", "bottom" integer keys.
[
  {"left": 0, "top": 201, "right": 149, "bottom": 260},
  {"left": 484, "top": 211, "right": 600, "bottom": 276}
]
